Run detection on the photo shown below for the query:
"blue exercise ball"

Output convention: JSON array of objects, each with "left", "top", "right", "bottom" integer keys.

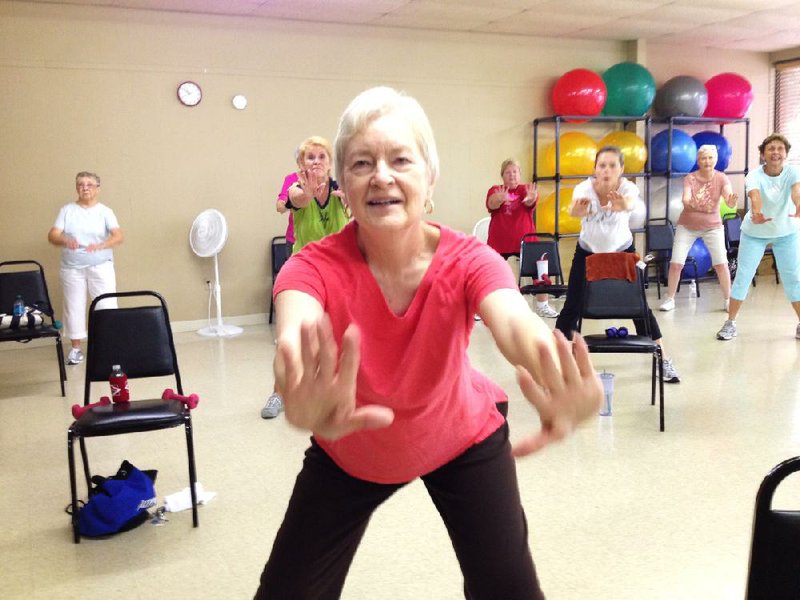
[
  {"left": 691, "top": 130, "right": 732, "bottom": 171},
  {"left": 654, "top": 75, "right": 708, "bottom": 117},
  {"left": 682, "top": 238, "right": 712, "bottom": 278},
  {"left": 651, "top": 129, "right": 697, "bottom": 173}
]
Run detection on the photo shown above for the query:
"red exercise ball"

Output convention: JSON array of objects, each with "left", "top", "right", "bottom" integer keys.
[
  {"left": 704, "top": 73, "right": 753, "bottom": 119},
  {"left": 552, "top": 69, "right": 607, "bottom": 122}
]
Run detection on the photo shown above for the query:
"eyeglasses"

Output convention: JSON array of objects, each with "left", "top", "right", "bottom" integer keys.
[{"left": 77, "top": 183, "right": 98, "bottom": 189}]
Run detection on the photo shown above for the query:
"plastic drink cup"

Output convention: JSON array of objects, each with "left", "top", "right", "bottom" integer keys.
[
  {"left": 536, "top": 260, "right": 549, "bottom": 279},
  {"left": 598, "top": 371, "right": 614, "bottom": 416}
]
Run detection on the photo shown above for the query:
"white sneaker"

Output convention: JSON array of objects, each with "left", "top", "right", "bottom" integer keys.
[
  {"left": 659, "top": 297, "right": 675, "bottom": 312},
  {"left": 661, "top": 358, "right": 680, "bottom": 383},
  {"left": 66, "top": 348, "right": 84, "bottom": 365},
  {"left": 535, "top": 303, "right": 559, "bottom": 318}
]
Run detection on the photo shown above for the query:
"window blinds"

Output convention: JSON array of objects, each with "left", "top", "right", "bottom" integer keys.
[{"left": 775, "top": 59, "right": 800, "bottom": 165}]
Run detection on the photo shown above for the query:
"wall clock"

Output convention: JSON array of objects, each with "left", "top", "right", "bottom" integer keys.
[{"left": 177, "top": 81, "right": 202, "bottom": 107}]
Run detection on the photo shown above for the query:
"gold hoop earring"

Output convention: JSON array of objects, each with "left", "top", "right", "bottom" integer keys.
[{"left": 424, "top": 198, "right": 434, "bottom": 214}]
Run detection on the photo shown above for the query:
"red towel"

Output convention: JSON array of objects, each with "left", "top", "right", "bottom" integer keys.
[{"left": 586, "top": 252, "right": 639, "bottom": 282}]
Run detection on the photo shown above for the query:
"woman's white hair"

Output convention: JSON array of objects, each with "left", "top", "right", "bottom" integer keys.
[
  {"left": 696, "top": 144, "right": 718, "bottom": 160},
  {"left": 334, "top": 87, "right": 439, "bottom": 186}
]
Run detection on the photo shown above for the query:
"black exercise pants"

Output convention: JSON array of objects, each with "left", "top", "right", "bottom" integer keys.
[{"left": 255, "top": 422, "right": 544, "bottom": 600}]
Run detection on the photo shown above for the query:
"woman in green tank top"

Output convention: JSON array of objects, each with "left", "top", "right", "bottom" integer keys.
[{"left": 287, "top": 136, "right": 349, "bottom": 254}]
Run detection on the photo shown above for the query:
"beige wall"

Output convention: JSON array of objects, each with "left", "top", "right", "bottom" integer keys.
[{"left": 0, "top": 2, "right": 772, "bottom": 323}]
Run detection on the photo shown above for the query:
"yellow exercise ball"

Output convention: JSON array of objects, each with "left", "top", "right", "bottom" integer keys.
[
  {"left": 541, "top": 132, "right": 598, "bottom": 177},
  {"left": 598, "top": 131, "right": 647, "bottom": 174},
  {"left": 536, "top": 187, "right": 581, "bottom": 234}
]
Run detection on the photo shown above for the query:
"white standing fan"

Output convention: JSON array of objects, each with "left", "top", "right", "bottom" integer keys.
[{"left": 189, "top": 209, "right": 243, "bottom": 337}]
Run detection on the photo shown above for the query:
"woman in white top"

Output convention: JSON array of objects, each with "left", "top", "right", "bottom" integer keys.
[
  {"left": 47, "top": 172, "right": 123, "bottom": 365},
  {"left": 554, "top": 146, "right": 680, "bottom": 383}
]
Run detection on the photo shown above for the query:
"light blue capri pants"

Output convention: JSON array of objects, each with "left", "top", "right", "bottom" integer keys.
[{"left": 731, "top": 231, "right": 800, "bottom": 302}]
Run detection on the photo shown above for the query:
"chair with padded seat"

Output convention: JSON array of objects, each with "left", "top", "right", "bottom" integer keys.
[
  {"left": 518, "top": 233, "right": 568, "bottom": 299},
  {"left": 67, "top": 290, "right": 198, "bottom": 543},
  {"left": 578, "top": 254, "right": 665, "bottom": 432},
  {"left": 645, "top": 219, "right": 700, "bottom": 299},
  {"left": 269, "top": 236, "right": 290, "bottom": 324},
  {"left": 0, "top": 260, "right": 67, "bottom": 396},
  {"left": 746, "top": 456, "right": 800, "bottom": 599}
]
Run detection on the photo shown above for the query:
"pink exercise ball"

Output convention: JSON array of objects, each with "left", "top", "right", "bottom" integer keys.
[
  {"left": 552, "top": 69, "right": 607, "bottom": 123},
  {"left": 704, "top": 73, "right": 753, "bottom": 119}
]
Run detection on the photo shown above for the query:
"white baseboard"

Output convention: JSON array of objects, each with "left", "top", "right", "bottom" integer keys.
[{"left": 170, "top": 312, "right": 268, "bottom": 333}]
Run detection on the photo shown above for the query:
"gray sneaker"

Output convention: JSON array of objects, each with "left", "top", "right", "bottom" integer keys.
[
  {"left": 261, "top": 393, "right": 283, "bottom": 419},
  {"left": 716, "top": 319, "right": 737, "bottom": 341},
  {"left": 661, "top": 358, "right": 680, "bottom": 383},
  {"left": 66, "top": 348, "right": 84, "bottom": 365},
  {"left": 796, "top": 323, "right": 800, "bottom": 339}
]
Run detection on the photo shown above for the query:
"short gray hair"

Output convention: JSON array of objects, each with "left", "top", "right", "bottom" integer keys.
[
  {"left": 75, "top": 171, "right": 100, "bottom": 186},
  {"left": 334, "top": 87, "right": 439, "bottom": 186}
]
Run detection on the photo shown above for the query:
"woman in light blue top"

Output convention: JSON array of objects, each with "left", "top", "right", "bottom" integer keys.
[
  {"left": 47, "top": 171, "right": 124, "bottom": 364},
  {"left": 716, "top": 134, "right": 800, "bottom": 340}
]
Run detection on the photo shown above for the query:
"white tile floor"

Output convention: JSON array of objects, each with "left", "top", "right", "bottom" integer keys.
[{"left": 2, "top": 274, "right": 800, "bottom": 599}]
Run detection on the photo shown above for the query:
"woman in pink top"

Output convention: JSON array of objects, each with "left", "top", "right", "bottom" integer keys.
[
  {"left": 255, "top": 87, "right": 602, "bottom": 599},
  {"left": 659, "top": 144, "right": 738, "bottom": 312},
  {"left": 276, "top": 170, "right": 298, "bottom": 251},
  {"left": 486, "top": 159, "right": 558, "bottom": 318}
]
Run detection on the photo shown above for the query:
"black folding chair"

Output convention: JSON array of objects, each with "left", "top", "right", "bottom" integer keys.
[
  {"left": 269, "top": 236, "right": 290, "bottom": 324},
  {"left": 578, "top": 256, "right": 665, "bottom": 432},
  {"left": 746, "top": 456, "right": 800, "bottom": 599},
  {"left": 0, "top": 260, "right": 66, "bottom": 395},
  {"left": 518, "top": 233, "right": 568, "bottom": 299},
  {"left": 723, "top": 214, "right": 778, "bottom": 286},
  {"left": 645, "top": 219, "right": 700, "bottom": 299},
  {"left": 67, "top": 291, "right": 199, "bottom": 543}
]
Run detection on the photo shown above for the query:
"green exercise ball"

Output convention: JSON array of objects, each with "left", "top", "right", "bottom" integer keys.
[{"left": 602, "top": 62, "right": 656, "bottom": 116}]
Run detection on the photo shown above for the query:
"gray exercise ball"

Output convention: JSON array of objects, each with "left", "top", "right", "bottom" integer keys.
[{"left": 653, "top": 76, "right": 708, "bottom": 117}]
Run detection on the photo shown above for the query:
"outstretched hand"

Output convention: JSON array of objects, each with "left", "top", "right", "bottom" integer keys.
[
  {"left": 297, "top": 169, "right": 327, "bottom": 200},
  {"left": 750, "top": 212, "right": 773, "bottom": 224},
  {"left": 572, "top": 198, "right": 591, "bottom": 217},
  {"left": 523, "top": 182, "right": 538, "bottom": 206},
  {"left": 512, "top": 331, "right": 602, "bottom": 457},
  {"left": 602, "top": 190, "right": 626, "bottom": 211},
  {"left": 277, "top": 316, "right": 394, "bottom": 440}
]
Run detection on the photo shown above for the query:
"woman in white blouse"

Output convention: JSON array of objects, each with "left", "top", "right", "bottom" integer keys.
[{"left": 47, "top": 171, "right": 123, "bottom": 365}]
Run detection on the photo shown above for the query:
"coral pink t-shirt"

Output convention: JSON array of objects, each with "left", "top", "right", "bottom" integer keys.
[
  {"left": 678, "top": 170, "right": 731, "bottom": 230},
  {"left": 274, "top": 222, "right": 512, "bottom": 484},
  {"left": 485, "top": 185, "right": 536, "bottom": 255}
]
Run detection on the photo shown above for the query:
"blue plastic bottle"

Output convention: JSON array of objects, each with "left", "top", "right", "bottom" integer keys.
[{"left": 12, "top": 294, "right": 25, "bottom": 317}]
